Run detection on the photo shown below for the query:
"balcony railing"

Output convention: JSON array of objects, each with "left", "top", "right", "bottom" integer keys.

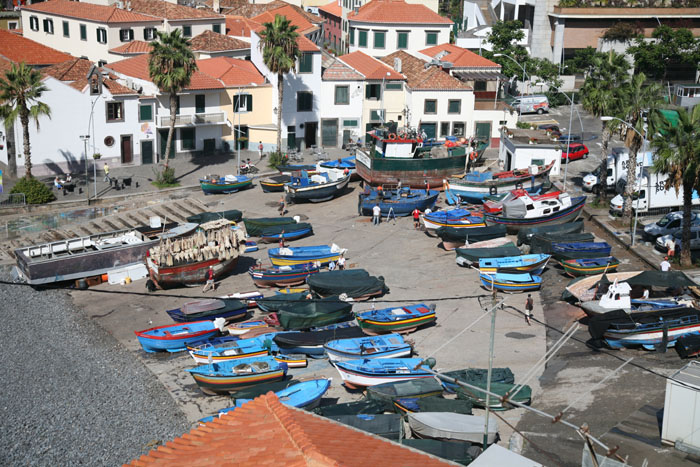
[{"left": 156, "top": 112, "right": 227, "bottom": 127}]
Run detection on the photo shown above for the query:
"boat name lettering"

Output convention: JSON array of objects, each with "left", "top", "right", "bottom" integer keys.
[{"left": 355, "top": 151, "right": 371, "bottom": 169}]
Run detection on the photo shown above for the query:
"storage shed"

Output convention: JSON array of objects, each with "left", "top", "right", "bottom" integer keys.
[{"left": 661, "top": 360, "right": 700, "bottom": 449}]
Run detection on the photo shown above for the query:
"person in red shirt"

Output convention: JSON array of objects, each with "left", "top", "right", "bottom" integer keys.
[
  {"left": 202, "top": 266, "right": 215, "bottom": 292},
  {"left": 412, "top": 208, "right": 421, "bottom": 230}
]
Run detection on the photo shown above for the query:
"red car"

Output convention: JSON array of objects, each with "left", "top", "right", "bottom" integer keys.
[{"left": 561, "top": 142, "right": 589, "bottom": 162}]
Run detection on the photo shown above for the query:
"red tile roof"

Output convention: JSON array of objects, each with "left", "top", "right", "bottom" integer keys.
[
  {"left": 420, "top": 43, "right": 500, "bottom": 69},
  {"left": 323, "top": 58, "right": 364, "bottom": 81},
  {"left": 128, "top": 393, "right": 455, "bottom": 466},
  {"left": 107, "top": 54, "right": 225, "bottom": 90},
  {"left": 319, "top": 1, "right": 342, "bottom": 18},
  {"left": 0, "top": 28, "right": 73, "bottom": 66},
  {"left": 252, "top": 4, "right": 319, "bottom": 35},
  {"left": 129, "top": 0, "right": 223, "bottom": 21},
  {"left": 251, "top": 23, "right": 319, "bottom": 52},
  {"left": 190, "top": 30, "right": 249, "bottom": 52},
  {"left": 205, "top": 0, "right": 286, "bottom": 17},
  {"left": 349, "top": 0, "right": 453, "bottom": 25},
  {"left": 381, "top": 50, "right": 471, "bottom": 90},
  {"left": 225, "top": 15, "right": 260, "bottom": 37},
  {"left": 21, "top": 0, "right": 162, "bottom": 24},
  {"left": 42, "top": 57, "right": 136, "bottom": 95},
  {"left": 339, "top": 51, "right": 404, "bottom": 80},
  {"left": 196, "top": 57, "right": 265, "bottom": 86},
  {"left": 109, "top": 40, "right": 153, "bottom": 56},
  {"left": 0, "top": 57, "right": 13, "bottom": 75}
]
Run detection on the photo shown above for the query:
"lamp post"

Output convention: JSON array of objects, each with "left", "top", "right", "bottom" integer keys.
[
  {"left": 493, "top": 53, "right": 528, "bottom": 97},
  {"left": 80, "top": 135, "right": 90, "bottom": 203},
  {"left": 601, "top": 116, "right": 646, "bottom": 246},
  {"left": 379, "top": 71, "right": 390, "bottom": 125}
]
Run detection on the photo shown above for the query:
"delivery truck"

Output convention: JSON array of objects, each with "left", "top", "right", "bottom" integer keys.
[
  {"left": 582, "top": 147, "right": 653, "bottom": 194},
  {"left": 610, "top": 169, "right": 700, "bottom": 214}
]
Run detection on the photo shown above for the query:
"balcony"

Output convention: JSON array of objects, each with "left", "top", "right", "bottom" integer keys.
[{"left": 156, "top": 112, "right": 227, "bottom": 127}]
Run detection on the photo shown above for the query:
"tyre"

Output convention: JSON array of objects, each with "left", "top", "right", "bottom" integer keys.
[
  {"left": 583, "top": 152, "right": 588, "bottom": 159},
  {"left": 537, "top": 108, "right": 544, "bottom": 114}
]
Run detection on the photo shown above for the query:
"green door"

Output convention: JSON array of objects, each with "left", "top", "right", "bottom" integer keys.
[
  {"left": 158, "top": 129, "right": 175, "bottom": 160},
  {"left": 321, "top": 119, "right": 338, "bottom": 147},
  {"left": 475, "top": 122, "right": 491, "bottom": 142},
  {"left": 420, "top": 123, "right": 436, "bottom": 140},
  {"left": 141, "top": 140, "right": 153, "bottom": 164}
]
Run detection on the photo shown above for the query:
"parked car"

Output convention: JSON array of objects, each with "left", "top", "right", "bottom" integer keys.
[
  {"left": 644, "top": 211, "right": 700, "bottom": 240},
  {"left": 561, "top": 143, "right": 589, "bottom": 162},
  {"left": 656, "top": 225, "right": 700, "bottom": 253},
  {"left": 511, "top": 95, "right": 549, "bottom": 114},
  {"left": 559, "top": 133, "right": 582, "bottom": 143}
]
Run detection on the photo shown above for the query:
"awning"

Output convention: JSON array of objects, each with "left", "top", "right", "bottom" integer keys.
[{"left": 453, "top": 71, "right": 507, "bottom": 81}]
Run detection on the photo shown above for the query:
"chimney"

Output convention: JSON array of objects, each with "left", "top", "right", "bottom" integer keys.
[
  {"left": 213, "top": 0, "right": 220, "bottom": 13},
  {"left": 393, "top": 57, "right": 401, "bottom": 73},
  {"left": 126, "top": 0, "right": 131, "bottom": 11}
]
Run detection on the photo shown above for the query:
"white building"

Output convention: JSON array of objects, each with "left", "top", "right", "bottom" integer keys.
[{"left": 498, "top": 128, "right": 562, "bottom": 176}]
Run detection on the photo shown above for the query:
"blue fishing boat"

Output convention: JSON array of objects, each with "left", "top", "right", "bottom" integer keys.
[
  {"left": 274, "top": 323, "right": 365, "bottom": 355},
  {"left": 334, "top": 357, "right": 436, "bottom": 388},
  {"left": 479, "top": 272, "right": 542, "bottom": 293},
  {"left": 357, "top": 187, "right": 439, "bottom": 217},
  {"left": 356, "top": 303, "right": 437, "bottom": 335},
  {"left": 320, "top": 157, "right": 355, "bottom": 170},
  {"left": 187, "top": 333, "right": 279, "bottom": 364},
  {"left": 199, "top": 175, "right": 253, "bottom": 194},
  {"left": 422, "top": 209, "right": 486, "bottom": 230},
  {"left": 232, "top": 378, "right": 331, "bottom": 410},
  {"left": 268, "top": 244, "right": 346, "bottom": 266},
  {"left": 244, "top": 241, "right": 258, "bottom": 253},
  {"left": 186, "top": 355, "right": 288, "bottom": 394},
  {"left": 551, "top": 242, "right": 612, "bottom": 260},
  {"left": 259, "top": 223, "right": 313, "bottom": 243},
  {"left": 483, "top": 193, "right": 586, "bottom": 233},
  {"left": 165, "top": 298, "right": 248, "bottom": 323},
  {"left": 278, "top": 164, "right": 317, "bottom": 175},
  {"left": 135, "top": 319, "right": 223, "bottom": 353},
  {"left": 561, "top": 256, "right": 620, "bottom": 277},
  {"left": 478, "top": 254, "right": 551, "bottom": 275},
  {"left": 324, "top": 334, "right": 413, "bottom": 363},
  {"left": 285, "top": 171, "right": 350, "bottom": 203},
  {"left": 249, "top": 262, "right": 320, "bottom": 288}
]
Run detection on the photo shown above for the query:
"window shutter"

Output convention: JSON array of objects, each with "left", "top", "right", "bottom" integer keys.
[
  {"left": 365, "top": 85, "right": 370, "bottom": 99},
  {"left": 247, "top": 95, "right": 253, "bottom": 112},
  {"left": 129, "top": 29, "right": 134, "bottom": 41}
]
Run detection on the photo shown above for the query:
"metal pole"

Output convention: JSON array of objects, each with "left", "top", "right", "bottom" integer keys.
[
  {"left": 236, "top": 88, "right": 241, "bottom": 176},
  {"left": 82, "top": 137, "right": 89, "bottom": 204},
  {"left": 563, "top": 92, "right": 573, "bottom": 189},
  {"left": 631, "top": 126, "right": 647, "bottom": 246},
  {"left": 483, "top": 286, "right": 497, "bottom": 447},
  {"left": 93, "top": 159, "right": 97, "bottom": 199}
]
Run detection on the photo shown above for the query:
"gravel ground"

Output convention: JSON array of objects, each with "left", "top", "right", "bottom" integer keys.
[{"left": 0, "top": 267, "right": 190, "bottom": 465}]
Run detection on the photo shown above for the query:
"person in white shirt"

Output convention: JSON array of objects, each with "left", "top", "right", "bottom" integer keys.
[
  {"left": 337, "top": 254, "right": 346, "bottom": 270},
  {"left": 372, "top": 204, "right": 381, "bottom": 225},
  {"left": 660, "top": 256, "right": 671, "bottom": 272}
]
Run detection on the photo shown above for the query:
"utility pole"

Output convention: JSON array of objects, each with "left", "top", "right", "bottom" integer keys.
[
  {"left": 483, "top": 284, "right": 498, "bottom": 447},
  {"left": 80, "top": 135, "right": 90, "bottom": 203}
]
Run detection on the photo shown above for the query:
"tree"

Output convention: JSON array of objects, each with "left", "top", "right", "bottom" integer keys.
[
  {"left": 258, "top": 15, "right": 300, "bottom": 153},
  {"left": 0, "top": 62, "right": 51, "bottom": 178},
  {"left": 148, "top": 29, "right": 197, "bottom": 174},
  {"left": 652, "top": 106, "right": 700, "bottom": 267},
  {"left": 484, "top": 21, "right": 528, "bottom": 80},
  {"left": 628, "top": 25, "right": 700, "bottom": 81}
]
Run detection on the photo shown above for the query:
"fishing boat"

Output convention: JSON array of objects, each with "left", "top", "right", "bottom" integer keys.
[
  {"left": 421, "top": 208, "right": 485, "bottom": 230},
  {"left": 333, "top": 357, "right": 436, "bottom": 389},
  {"left": 135, "top": 318, "right": 224, "bottom": 353},
  {"left": 146, "top": 220, "right": 247, "bottom": 289},
  {"left": 676, "top": 335, "right": 700, "bottom": 358},
  {"left": 483, "top": 193, "right": 586, "bottom": 233},
  {"left": 440, "top": 367, "right": 515, "bottom": 392},
  {"left": 516, "top": 219, "right": 584, "bottom": 246},
  {"left": 356, "top": 303, "right": 437, "bottom": 335},
  {"left": 186, "top": 210, "right": 242, "bottom": 224},
  {"left": 260, "top": 174, "right": 291, "bottom": 193},
  {"left": 244, "top": 241, "right": 258, "bottom": 253},
  {"left": 561, "top": 257, "right": 620, "bottom": 277},
  {"left": 166, "top": 298, "right": 248, "bottom": 323},
  {"left": 258, "top": 223, "right": 313, "bottom": 243},
  {"left": 357, "top": 186, "right": 439, "bottom": 217},
  {"left": 551, "top": 242, "right": 612, "bottom": 261},
  {"left": 13, "top": 222, "right": 197, "bottom": 286},
  {"left": 436, "top": 225, "right": 507, "bottom": 250},
  {"left": 454, "top": 243, "right": 521, "bottom": 266},
  {"left": 367, "top": 378, "right": 445, "bottom": 408},
  {"left": 278, "top": 164, "right": 317, "bottom": 175},
  {"left": 187, "top": 334, "right": 276, "bottom": 364},
  {"left": 324, "top": 334, "right": 412, "bottom": 363},
  {"left": 268, "top": 244, "right": 347, "bottom": 267},
  {"left": 274, "top": 354, "right": 308, "bottom": 368},
  {"left": 393, "top": 397, "right": 473, "bottom": 415},
  {"left": 407, "top": 412, "right": 499, "bottom": 444},
  {"left": 248, "top": 263, "right": 319, "bottom": 288},
  {"left": 199, "top": 174, "right": 253, "bottom": 194},
  {"left": 455, "top": 382, "right": 532, "bottom": 410},
  {"left": 327, "top": 414, "right": 403, "bottom": 440},
  {"left": 314, "top": 399, "right": 387, "bottom": 417},
  {"left": 225, "top": 318, "right": 274, "bottom": 336},
  {"left": 446, "top": 162, "right": 555, "bottom": 204},
  {"left": 564, "top": 271, "right": 644, "bottom": 302},
  {"left": 273, "top": 324, "right": 365, "bottom": 355},
  {"left": 318, "top": 157, "right": 357, "bottom": 179},
  {"left": 185, "top": 355, "right": 288, "bottom": 394},
  {"left": 400, "top": 439, "right": 475, "bottom": 466},
  {"left": 355, "top": 128, "right": 488, "bottom": 188},
  {"left": 284, "top": 171, "right": 350, "bottom": 203},
  {"left": 306, "top": 269, "right": 388, "bottom": 301},
  {"left": 277, "top": 297, "right": 354, "bottom": 331},
  {"left": 219, "top": 291, "right": 264, "bottom": 309},
  {"left": 580, "top": 279, "right": 693, "bottom": 316},
  {"left": 479, "top": 254, "right": 551, "bottom": 275},
  {"left": 529, "top": 232, "right": 594, "bottom": 254},
  {"left": 483, "top": 189, "right": 561, "bottom": 214},
  {"left": 479, "top": 272, "right": 542, "bottom": 293},
  {"left": 243, "top": 217, "right": 297, "bottom": 236},
  {"left": 256, "top": 292, "right": 309, "bottom": 313},
  {"left": 231, "top": 378, "right": 330, "bottom": 410}
]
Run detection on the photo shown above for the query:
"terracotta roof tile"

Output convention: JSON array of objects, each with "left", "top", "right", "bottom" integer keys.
[
  {"left": 224, "top": 14, "right": 260, "bottom": 37},
  {"left": 251, "top": 23, "right": 319, "bottom": 52},
  {"left": 252, "top": 5, "right": 319, "bottom": 35},
  {"left": 319, "top": 1, "right": 342, "bottom": 18},
  {"left": 107, "top": 54, "right": 225, "bottom": 90},
  {"left": 381, "top": 50, "right": 471, "bottom": 90},
  {"left": 127, "top": 393, "right": 455, "bottom": 466},
  {"left": 190, "top": 30, "right": 249, "bottom": 52},
  {"left": 196, "top": 57, "right": 265, "bottom": 86},
  {"left": 208, "top": 0, "right": 288, "bottom": 18},
  {"left": 42, "top": 57, "right": 137, "bottom": 95},
  {"left": 22, "top": 0, "right": 161, "bottom": 24},
  {"left": 129, "top": 0, "right": 223, "bottom": 20},
  {"left": 0, "top": 29, "right": 73, "bottom": 66},
  {"left": 0, "top": 56, "right": 13, "bottom": 75},
  {"left": 420, "top": 43, "right": 501, "bottom": 69},
  {"left": 109, "top": 40, "right": 153, "bottom": 56},
  {"left": 349, "top": 0, "right": 452, "bottom": 25},
  {"left": 323, "top": 57, "right": 364, "bottom": 81},
  {"left": 339, "top": 51, "right": 404, "bottom": 80}
]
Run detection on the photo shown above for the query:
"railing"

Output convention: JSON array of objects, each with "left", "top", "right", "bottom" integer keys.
[
  {"left": 194, "top": 112, "right": 226, "bottom": 124},
  {"left": 156, "top": 112, "right": 227, "bottom": 127},
  {"left": 156, "top": 114, "right": 194, "bottom": 127},
  {"left": 0, "top": 193, "right": 26, "bottom": 207}
]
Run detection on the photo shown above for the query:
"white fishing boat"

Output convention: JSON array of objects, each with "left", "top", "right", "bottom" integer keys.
[{"left": 407, "top": 412, "right": 499, "bottom": 444}]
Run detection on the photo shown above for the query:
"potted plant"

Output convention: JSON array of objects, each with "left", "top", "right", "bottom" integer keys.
[{"left": 93, "top": 152, "right": 102, "bottom": 160}]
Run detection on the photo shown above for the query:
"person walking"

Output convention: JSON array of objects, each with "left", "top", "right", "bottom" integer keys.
[
  {"left": 525, "top": 294, "right": 534, "bottom": 326},
  {"left": 412, "top": 208, "right": 421, "bottom": 230},
  {"left": 202, "top": 266, "right": 216, "bottom": 292},
  {"left": 666, "top": 237, "right": 676, "bottom": 258},
  {"left": 337, "top": 254, "right": 346, "bottom": 270},
  {"left": 372, "top": 203, "right": 381, "bottom": 225},
  {"left": 258, "top": 141, "right": 264, "bottom": 158},
  {"left": 103, "top": 162, "right": 110, "bottom": 183},
  {"left": 278, "top": 195, "right": 286, "bottom": 216},
  {"left": 279, "top": 230, "right": 285, "bottom": 249},
  {"left": 660, "top": 256, "right": 671, "bottom": 272}
]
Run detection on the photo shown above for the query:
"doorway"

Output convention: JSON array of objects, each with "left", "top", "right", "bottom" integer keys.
[
  {"left": 141, "top": 140, "right": 153, "bottom": 164},
  {"left": 287, "top": 125, "right": 297, "bottom": 150},
  {"left": 304, "top": 122, "right": 317, "bottom": 148},
  {"left": 475, "top": 122, "right": 491, "bottom": 143},
  {"left": 120, "top": 135, "right": 133, "bottom": 164},
  {"left": 158, "top": 129, "right": 176, "bottom": 160},
  {"left": 321, "top": 119, "right": 338, "bottom": 147},
  {"left": 235, "top": 125, "right": 249, "bottom": 150},
  {"left": 420, "top": 123, "right": 436, "bottom": 140}
]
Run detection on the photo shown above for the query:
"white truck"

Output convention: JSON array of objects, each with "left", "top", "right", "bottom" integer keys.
[
  {"left": 610, "top": 169, "right": 700, "bottom": 214},
  {"left": 582, "top": 147, "right": 653, "bottom": 194}
]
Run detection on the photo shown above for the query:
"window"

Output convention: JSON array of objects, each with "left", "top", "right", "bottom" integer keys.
[
  {"left": 299, "top": 53, "right": 313, "bottom": 73},
  {"left": 426, "top": 31, "right": 438, "bottom": 46},
  {"left": 43, "top": 19, "right": 54, "bottom": 34},
  {"left": 373, "top": 30, "right": 385, "bottom": 49},
  {"left": 233, "top": 94, "right": 252, "bottom": 112},
  {"left": 144, "top": 28, "right": 156, "bottom": 41},
  {"left": 62, "top": 21, "right": 69, "bottom": 37},
  {"left": 297, "top": 91, "right": 313, "bottom": 112},
  {"left": 343, "top": 120, "right": 358, "bottom": 127},
  {"left": 96, "top": 28, "right": 107, "bottom": 44},
  {"left": 29, "top": 16, "right": 39, "bottom": 31},
  {"left": 120, "top": 28, "right": 134, "bottom": 42},
  {"left": 182, "top": 25, "right": 192, "bottom": 37},
  {"left": 80, "top": 24, "right": 87, "bottom": 41},
  {"left": 370, "top": 110, "right": 384, "bottom": 121},
  {"left": 180, "top": 128, "right": 195, "bottom": 150},
  {"left": 334, "top": 86, "right": 349, "bottom": 105},
  {"left": 448, "top": 100, "right": 461, "bottom": 114},
  {"left": 106, "top": 102, "right": 124, "bottom": 122},
  {"left": 175, "top": 96, "right": 180, "bottom": 115},
  {"left": 139, "top": 104, "right": 153, "bottom": 122},
  {"left": 195, "top": 95, "right": 205, "bottom": 114},
  {"left": 385, "top": 82, "right": 402, "bottom": 90},
  {"left": 358, "top": 29, "right": 367, "bottom": 47},
  {"left": 8, "top": 21, "right": 17, "bottom": 30},
  {"left": 453, "top": 122, "right": 465, "bottom": 136},
  {"left": 440, "top": 122, "right": 450, "bottom": 137},
  {"left": 424, "top": 99, "right": 437, "bottom": 114},
  {"left": 474, "top": 81, "right": 487, "bottom": 92},
  {"left": 349, "top": 27, "right": 354, "bottom": 45},
  {"left": 397, "top": 31, "right": 408, "bottom": 49},
  {"left": 213, "top": 24, "right": 221, "bottom": 34},
  {"left": 365, "top": 83, "right": 381, "bottom": 100}
]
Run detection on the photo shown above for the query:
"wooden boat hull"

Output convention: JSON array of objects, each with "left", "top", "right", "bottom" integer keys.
[
  {"left": 358, "top": 190, "right": 439, "bottom": 217},
  {"left": 248, "top": 265, "right": 319, "bottom": 288},
  {"left": 147, "top": 255, "right": 239, "bottom": 288},
  {"left": 285, "top": 176, "right": 350, "bottom": 202},
  {"left": 355, "top": 150, "right": 468, "bottom": 189},
  {"left": 447, "top": 162, "right": 554, "bottom": 204},
  {"left": 200, "top": 178, "right": 253, "bottom": 194},
  {"left": 483, "top": 196, "right": 586, "bottom": 233},
  {"left": 260, "top": 175, "right": 291, "bottom": 192},
  {"left": 564, "top": 271, "right": 642, "bottom": 302},
  {"left": 166, "top": 303, "right": 248, "bottom": 323},
  {"left": 188, "top": 366, "right": 287, "bottom": 394},
  {"left": 334, "top": 359, "right": 434, "bottom": 388},
  {"left": 259, "top": 227, "right": 313, "bottom": 243},
  {"left": 135, "top": 321, "right": 219, "bottom": 353},
  {"left": 605, "top": 323, "right": 700, "bottom": 350},
  {"left": 268, "top": 248, "right": 342, "bottom": 266},
  {"left": 479, "top": 273, "right": 542, "bottom": 292},
  {"left": 479, "top": 254, "right": 551, "bottom": 275},
  {"left": 356, "top": 308, "right": 436, "bottom": 335},
  {"left": 561, "top": 257, "right": 620, "bottom": 277},
  {"left": 324, "top": 334, "right": 412, "bottom": 363}
]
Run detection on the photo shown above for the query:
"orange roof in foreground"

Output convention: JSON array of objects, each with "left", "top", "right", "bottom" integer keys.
[
  {"left": 0, "top": 29, "right": 72, "bottom": 66},
  {"left": 196, "top": 57, "right": 265, "bottom": 86},
  {"left": 107, "top": 54, "right": 225, "bottom": 90},
  {"left": 253, "top": 4, "right": 319, "bottom": 35},
  {"left": 420, "top": 43, "right": 501, "bottom": 69},
  {"left": 339, "top": 51, "right": 404, "bottom": 80},
  {"left": 110, "top": 41, "right": 153, "bottom": 56},
  {"left": 128, "top": 393, "right": 454, "bottom": 466},
  {"left": 21, "top": 0, "right": 161, "bottom": 24},
  {"left": 349, "top": 0, "right": 452, "bottom": 25},
  {"left": 319, "top": 0, "right": 342, "bottom": 17},
  {"left": 382, "top": 50, "right": 471, "bottom": 91},
  {"left": 225, "top": 15, "right": 260, "bottom": 37}
]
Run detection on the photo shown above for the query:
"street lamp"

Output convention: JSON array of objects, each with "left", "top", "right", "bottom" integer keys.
[
  {"left": 379, "top": 71, "right": 390, "bottom": 125},
  {"left": 80, "top": 135, "right": 90, "bottom": 203},
  {"left": 600, "top": 116, "right": 647, "bottom": 246},
  {"left": 493, "top": 53, "right": 529, "bottom": 96}
]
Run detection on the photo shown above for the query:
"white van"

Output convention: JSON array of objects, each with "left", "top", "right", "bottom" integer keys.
[{"left": 511, "top": 95, "right": 549, "bottom": 114}]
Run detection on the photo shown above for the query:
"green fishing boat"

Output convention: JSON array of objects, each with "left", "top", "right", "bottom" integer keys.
[
  {"left": 456, "top": 381, "right": 532, "bottom": 410},
  {"left": 277, "top": 297, "right": 353, "bottom": 330}
]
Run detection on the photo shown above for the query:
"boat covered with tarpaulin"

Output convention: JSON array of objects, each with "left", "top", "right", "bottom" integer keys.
[
  {"left": 274, "top": 324, "right": 365, "bottom": 355},
  {"left": 277, "top": 296, "right": 354, "bottom": 331},
  {"left": 400, "top": 439, "right": 475, "bottom": 466},
  {"left": 436, "top": 225, "right": 507, "bottom": 250},
  {"left": 199, "top": 175, "right": 253, "bottom": 194},
  {"left": 186, "top": 210, "right": 242, "bottom": 224},
  {"left": 393, "top": 396, "right": 473, "bottom": 415},
  {"left": 407, "top": 412, "right": 499, "bottom": 444},
  {"left": 516, "top": 219, "right": 584, "bottom": 245},
  {"left": 243, "top": 217, "right": 297, "bottom": 236},
  {"left": 327, "top": 414, "right": 403, "bottom": 440},
  {"left": 455, "top": 381, "right": 532, "bottom": 410},
  {"left": 166, "top": 298, "right": 248, "bottom": 323},
  {"left": 314, "top": 399, "right": 386, "bottom": 417},
  {"left": 306, "top": 269, "right": 388, "bottom": 300},
  {"left": 455, "top": 243, "right": 521, "bottom": 265},
  {"left": 256, "top": 292, "right": 308, "bottom": 313},
  {"left": 529, "top": 232, "right": 594, "bottom": 254},
  {"left": 358, "top": 187, "right": 439, "bottom": 217},
  {"left": 551, "top": 242, "right": 612, "bottom": 261},
  {"left": 367, "top": 378, "right": 445, "bottom": 409},
  {"left": 440, "top": 367, "right": 515, "bottom": 391},
  {"left": 484, "top": 194, "right": 586, "bottom": 233}
]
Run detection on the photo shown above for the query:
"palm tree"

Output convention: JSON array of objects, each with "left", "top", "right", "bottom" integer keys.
[
  {"left": 0, "top": 62, "right": 51, "bottom": 178},
  {"left": 652, "top": 105, "right": 700, "bottom": 267},
  {"left": 258, "top": 14, "right": 300, "bottom": 152},
  {"left": 148, "top": 29, "right": 197, "bottom": 173}
]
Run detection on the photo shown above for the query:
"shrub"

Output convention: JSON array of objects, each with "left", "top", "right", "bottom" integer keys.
[
  {"left": 516, "top": 121, "right": 532, "bottom": 129},
  {"left": 151, "top": 166, "right": 179, "bottom": 188},
  {"left": 10, "top": 176, "right": 56, "bottom": 204},
  {"left": 267, "top": 151, "right": 289, "bottom": 170}
]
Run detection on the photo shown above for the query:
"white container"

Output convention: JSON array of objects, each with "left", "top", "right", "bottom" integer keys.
[{"left": 661, "top": 360, "right": 700, "bottom": 448}]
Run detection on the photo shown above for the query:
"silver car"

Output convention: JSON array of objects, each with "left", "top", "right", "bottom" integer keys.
[
  {"left": 656, "top": 226, "right": 700, "bottom": 252},
  {"left": 643, "top": 211, "right": 700, "bottom": 240}
]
